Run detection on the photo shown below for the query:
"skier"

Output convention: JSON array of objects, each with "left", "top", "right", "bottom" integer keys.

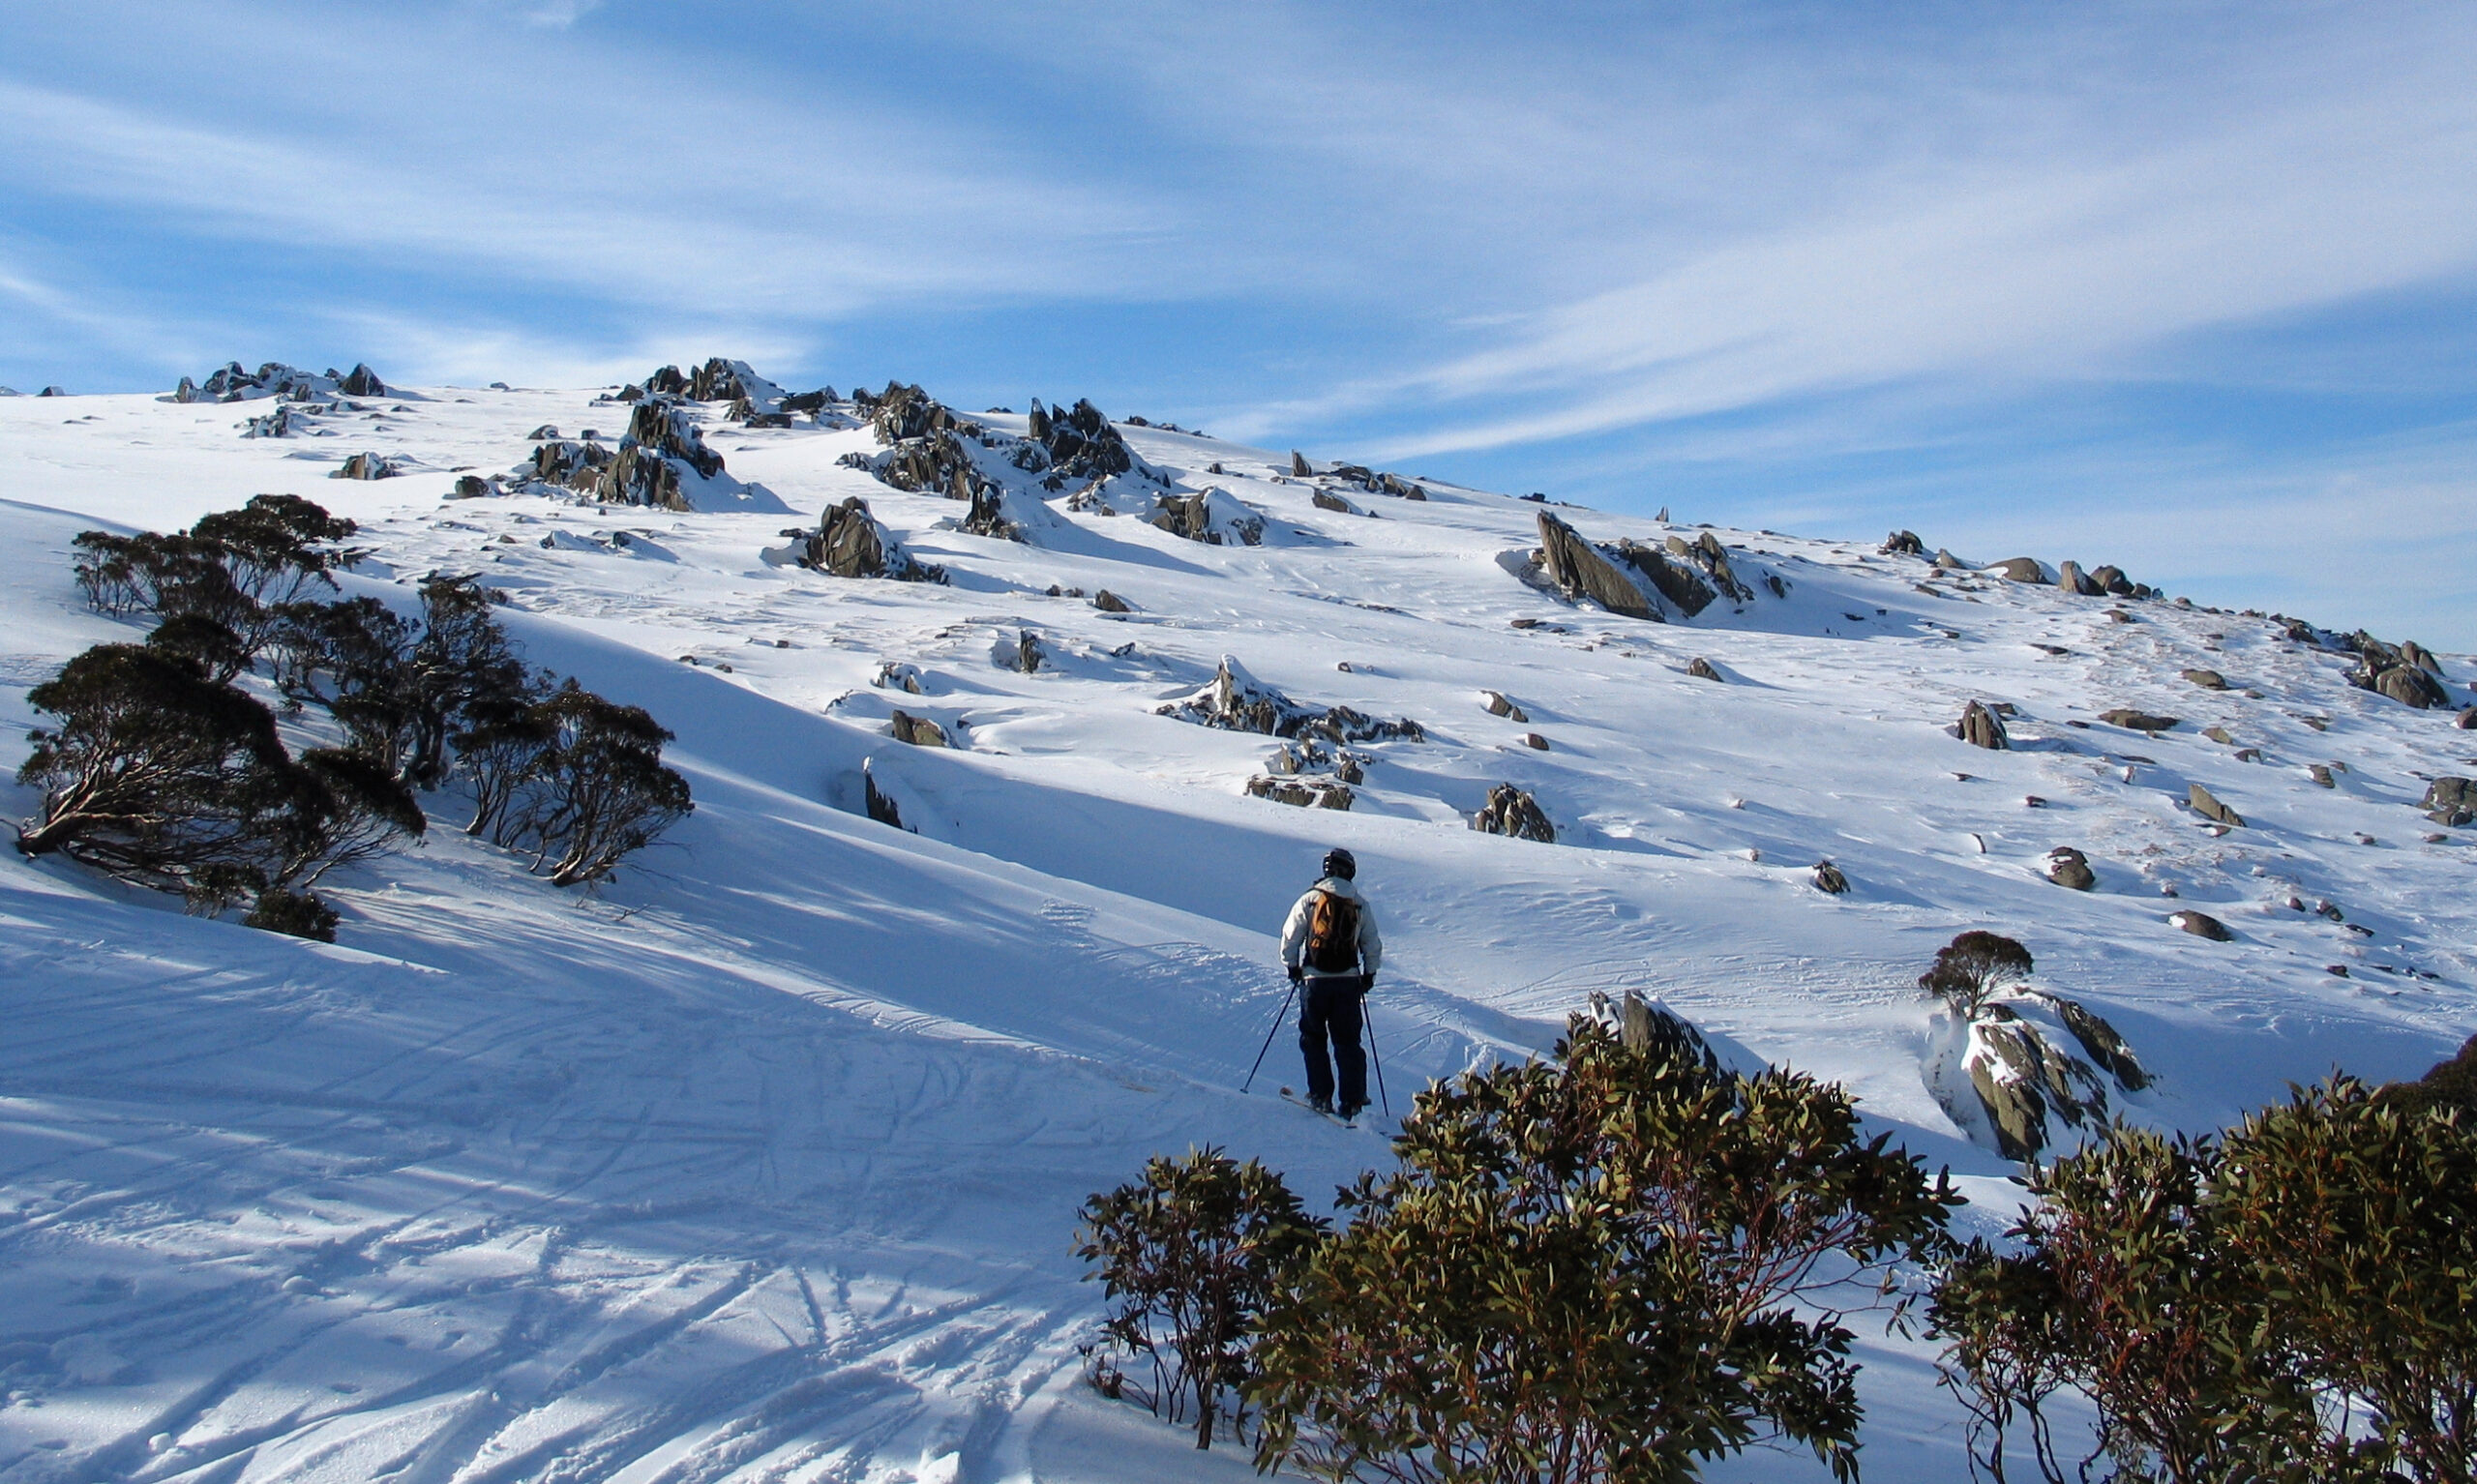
[{"left": 1278, "top": 846, "right": 1384, "bottom": 1117}]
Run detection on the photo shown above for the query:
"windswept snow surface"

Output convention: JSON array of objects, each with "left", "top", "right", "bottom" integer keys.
[{"left": 2, "top": 386, "right": 2472, "bottom": 1483}]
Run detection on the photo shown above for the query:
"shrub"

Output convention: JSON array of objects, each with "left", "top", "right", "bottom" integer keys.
[
  {"left": 1932, "top": 1082, "right": 2477, "bottom": 1483},
  {"left": 75, "top": 496, "right": 359, "bottom": 661},
  {"left": 505, "top": 683, "right": 692, "bottom": 886},
  {"left": 1076, "top": 1148, "right": 1326, "bottom": 1449},
  {"left": 244, "top": 886, "right": 339, "bottom": 941},
  {"left": 15, "top": 644, "right": 303, "bottom": 903},
  {"left": 1249, "top": 1017, "right": 1958, "bottom": 1484},
  {"left": 271, "top": 576, "right": 535, "bottom": 789},
  {"left": 1920, "top": 931, "right": 2035, "bottom": 1018}
]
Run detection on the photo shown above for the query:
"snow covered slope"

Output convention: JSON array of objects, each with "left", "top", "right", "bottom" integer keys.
[{"left": 2, "top": 379, "right": 2471, "bottom": 1483}]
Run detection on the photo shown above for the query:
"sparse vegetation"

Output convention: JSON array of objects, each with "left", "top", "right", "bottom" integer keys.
[{"left": 1921, "top": 930, "right": 2035, "bottom": 1018}]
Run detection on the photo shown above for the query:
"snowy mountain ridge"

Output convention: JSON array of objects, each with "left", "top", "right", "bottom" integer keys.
[{"left": 1, "top": 369, "right": 2471, "bottom": 1483}]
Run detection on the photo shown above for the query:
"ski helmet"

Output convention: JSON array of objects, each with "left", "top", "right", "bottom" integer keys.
[{"left": 1322, "top": 847, "right": 1357, "bottom": 880}]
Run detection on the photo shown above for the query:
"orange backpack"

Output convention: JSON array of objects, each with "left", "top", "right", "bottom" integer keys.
[{"left": 1305, "top": 889, "right": 1360, "bottom": 974}]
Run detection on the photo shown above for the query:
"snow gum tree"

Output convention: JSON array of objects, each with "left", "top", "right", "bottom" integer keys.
[
  {"left": 1249, "top": 1017, "right": 1959, "bottom": 1484},
  {"left": 506, "top": 683, "right": 692, "bottom": 887},
  {"left": 1076, "top": 1147, "right": 1326, "bottom": 1450}
]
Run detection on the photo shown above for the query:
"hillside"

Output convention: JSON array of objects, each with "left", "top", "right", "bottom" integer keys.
[{"left": 2, "top": 369, "right": 2471, "bottom": 1484}]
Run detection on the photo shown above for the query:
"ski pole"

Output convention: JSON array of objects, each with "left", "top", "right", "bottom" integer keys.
[
  {"left": 1365, "top": 1003, "right": 1390, "bottom": 1117},
  {"left": 1241, "top": 980, "right": 1298, "bottom": 1093}
]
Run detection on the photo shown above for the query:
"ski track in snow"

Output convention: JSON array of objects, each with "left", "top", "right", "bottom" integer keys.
[{"left": 1, "top": 387, "right": 2471, "bottom": 1481}]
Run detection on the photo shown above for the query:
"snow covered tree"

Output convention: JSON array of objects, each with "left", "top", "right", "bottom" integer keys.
[{"left": 1250, "top": 1017, "right": 1958, "bottom": 1484}]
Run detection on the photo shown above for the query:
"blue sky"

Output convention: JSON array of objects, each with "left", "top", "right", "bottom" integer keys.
[{"left": 5, "top": 1, "right": 2472, "bottom": 645}]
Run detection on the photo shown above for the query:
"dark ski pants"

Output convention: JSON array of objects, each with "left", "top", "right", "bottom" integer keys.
[{"left": 1298, "top": 976, "right": 1366, "bottom": 1111}]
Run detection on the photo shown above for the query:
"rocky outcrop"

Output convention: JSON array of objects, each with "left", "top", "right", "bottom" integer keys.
[
  {"left": 1881, "top": 530, "right": 1925, "bottom": 556},
  {"left": 2057, "top": 560, "right": 2100, "bottom": 596},
  {"left": 182, "top": 360, "right": 384, "bottom": 403},
  {"left": 1686, "top": 657, "right": 1721, "bottom": 682},
  {"left": 2171, "top": 909, "right": 2233, "bottom": 940},
  {"left": 1990, "top": 557, "right": 2047, "bottom": 582},
  {"left": 1290, "top": 450, "right": 1312, "bottom": 477},
  {"left": 594, "top": 398, "right": 729, "bottom": 510},
  {"left": 340, "top": 363, "right": 386, "bottom": 398},
  {"left": 330, "top": 452, "right": 400, "bottom": 480},
  {"left": 1929, "top": 992, "right": 2148, "bottom": 1163},
  {"left": 1536, "top": 512, "right": 1656, "bottom": 619},
  {"left": 1160, "top": 656, "right": 1424, "bottom": 744},
  {"left": 862, "top": 759, "right": 907, "bottom": 830},
  {"left": 1013, "top": 631, "right": 1045, "bottom": 674},
  {"left": 1312, "top": 490, "right": 1354, "bottom": 514},
  {"left": 1587, "top": 990, "right": 1721, "bottom": 1074},
  {"left": 240, "top": 404, "right": 295, "bottom": 438},
  {"left": 2308, "top": 763, "right": 2336, "bottom": 788},
  {"left": 1472, "top": 783, "right": 1554, "bottom": 843},
  {"left": 2182, "top": 668, "right": 2228, "bottom": 690},
  {"left": 1620, "top": 541, "right": 1718, "bottom": 615},
  {"left": 1092, "top": 589, "right": 1131, "bottom": 613},
  {"left": 1481, "top": 691, "right": 1529, "bottom": 723},
  {"left": 524, "top": 439, "right": 615, "bottom": 491},
  {"left": 1149, "top": 490, "right": 1265, "bottom": 547},
  {"left": 2050, "top": 996, "right": 2149, "bottom": 1090},
  {"left": 2100, "top": 708, "right": 2180, "bottom": 731},
  {"left": 2044, "top": 846, "right": 2096, "bottom": 890},
  {"left": 1663, "top": 531, "right": 1754, "bottom": 604},
  {"left": 2188, "top": 784, "right": 2244, "bottom": 828},
  {"left": 2423, "top": 777, "right": 2474, "bottom": 826},
  {"left": 1024, "top": 399, "right": 1139, "bottom": 488},
  {"left": 875, "top": 662, "right": 925, "bottom": 695},
  {"left": 2087, "top": 565, "right": 2135, "bottom": 596},
  {"left": 1245, "top": 776, "right": 1354, "bottom": 810},
  {"left": 1812, "top": 861, "right": 1850, "bottom": 894},
  {"left": 1957, "top": 700, "right": 2011, "bottom": 750},
  {"left": 2373, "top": 665, "right": 2449, "bottom": 709},
  {"left": 766, "top": 497, "right": 944, "bottom": 582},
  {"left": 2459, "top": 707, "right": 2477, "bottom": 729},
  {"left": 890, "top": 710, "right": 947, "bottom": 747}
]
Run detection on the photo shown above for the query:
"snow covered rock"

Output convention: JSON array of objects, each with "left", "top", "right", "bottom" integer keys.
[
  {"left": 1245, "top": 775, "right": 1353, "bottom": 810},
  {"left": 2100, "top": 707, "right": 2180, "bottom": 731},
  {"left": 240, "top": 403, "right": 295, "bottom": 438},
  {"left": 1472, "top": 782, "right": 1554, "bottom": 843},
  {"left": 764, "top": 496, "right": 944, "bottom": 582},
  {"left": 2172, "top": 909, "right": 2234, "bottom": 940},
  {"left": 1686, "top": 657, "right": 1722, "bottom": 682},
  {"left": 1147, "top": 489, "right": 1265, "bottom": 547},
  {"left": 2044, "top": 846, "right": 2096, "bottom": 890},
  {"left": 330, "top": 452, "right": 400, "bottom": 480},
  {"left": 1535, "top": 511, "right": 1659, "bottom": 620},
  {"left": 1481, "top": 690, "right": 1528, "bottom": 722},
  {"left": 1812, "top": 860, "right": 1850, "bottom": 894},
  {"left": 1956, "top": 699, "right": 2011, "bottom": 750},
  {"left": 1159, "top": 655, "right": 1422, "bottom": 743},
  {"left": 1928, "top": 993, "right": 2146, "bottom": 1162},
  {"left": 1026, "top": 398, "right": 1140, "bottom": 487},
  {"left": 1989, "top": 556, "right": 2048, "bottom": 582},
  {"left": 1587, "top": 990, "right": 1721, "bottom": 1074},
  {"left": 1881, "top": 530, "right": 1925, "bottom": 556},
  {"left": 2422, "top": 777, "right": 2474, "bottom": 826},
  {"left": 890, "top": 710, "right": 948, "bottom": 747}
]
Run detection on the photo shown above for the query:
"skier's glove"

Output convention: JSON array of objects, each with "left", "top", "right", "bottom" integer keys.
[
  {"left": 1288, "top": 965, "right": 1303, "bottom": 985},
  {"left": 1358, "top": 972, "right": 1376, "bottom": 994}
]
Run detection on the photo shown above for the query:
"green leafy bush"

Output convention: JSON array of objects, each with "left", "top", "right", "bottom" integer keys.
[
  {"left": 1076, "top": 1147, "right": 1325, "bottom": 1449},
  {"left": 1249, "top": 1017, "right": 1957, "bottom": 1484},
  {"left": 1932, "top": 1079, "right": 2477, "bottom": 1483}
]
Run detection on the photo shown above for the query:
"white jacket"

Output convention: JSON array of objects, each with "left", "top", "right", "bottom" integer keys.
[{"left": 1279, "top": 876, "right": 1383, "bottom": 980}]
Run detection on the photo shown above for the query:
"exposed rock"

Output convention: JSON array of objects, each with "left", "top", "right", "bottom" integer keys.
[
  {"left": 2045, "top": 846, "right": 2096, "bottom": 890},
  {"left": 875, "top": 662, "right": 925, "bottom": 695},
  {"left": 330, "top": 452, "right": 400, "bottom": 480},
  {"left": 2401, "top": 639, "right": 2444, "bottom": 676},
  {"left": 1092, "top": 589, "right": 1131, "bottom": 613},
  {"left": 1536, "top": 511, "right": 1656, "bottom": 620},
  {"left": 862, "top": 759, "right": 906, "bottom": 830},
  {"left": 1587, "top": 990, "right": 1720, "bottom": 1074},
  {"left": 1472, "top": 783, "right": 1555, "bottom": 843},
  {"left": 1990, "top": 556, "right": 2047, "bottom": 582},
  {"left": 1957, "top": 699, "right": 2011, "bottom": 750},
  {"left": 1290, "top": 450, "right": 1312, "bottom": 477},
  {"left": 1015, "top": 630, "right": 1044, "bottom": 674},
  {"left": 1023, "top": 398, "right": 1138, "bottom": 488},
  {"left": 889, "top": 710, "right": 947, "bottom": 747},
  {"left": 2373, "top": 665, "right": 2449, "bottom": 709},
  {"left": 2424, "top": 777, "right": 2475, "bottom": 826},
  {"left": 1812, "top": 860, "right": 1849, "bottom": 894},
  {"left": 2460, "top": 706, "right": 2477, "bottom": 729},
  {"left": 1966, "top": 1016, "right": 2109, "bottom": 1162},
  {"left": 863, "top": 381, "right": 982, "bottom": 445},
  {"left": 1620, "top": 540, "right": 1718, "bottom": 615},
  {"left": 340, "top": 363, "right": 386, "bottom": 398},
  {"left": 1311, "top": 490, "right": 1354, "bottom": 513},
  {"left": 2308, "top": 763, "right": 2336, "bottom": 787},
  {"left": 1149, "top": 490, "right": 1265, "bottom": 547},
  {"left": 1932, "top": 549, "right": 1963, "bottom": 568},
  {"left": 1160, "top": 655, "right": 1423, "bottom": 743},
  {"left": 2188, "top": 784, "right": 2245, "bottom": 828},
  {"left": 1523, "top": 732, "right": 1550, "bottom": 751},
  {"left": 2047, "top": 994, "right": 2150, "bottom": 1091},
  {"left": 1686, "top": 657, "right": 1722, "bottom": 682},
  {"left": 524, "top": 439, "right": 614, "bottom": 490},
  {"left": 2100, "top": 708, "right": 2179, "bottom": 731},
  {"left": 2182, "top": 668, "right": 2228, "bottom": 690},
  {"left": 527, "top": 424, "right": 561, "bottom": 440},
  {"left": 2088, "top": 565, "right": 2134, "bottom": 596},
  {"left": 1664, "top": 531, "right": 1755, "bottom": 603},
  {"left": 1246, "top": 775, "right": 1353, "bottom": 810},
  {"left": 592, "top": 398, "right": 731, "bottom": 509},
  {"left": 766, "top": 496, "right": 944, "bottom": 582},
  {"left": 2202, "top": 725, "right": 2235, "bottom": 745},
  {"left": 2057, "top": 560, "right": 2101, "bottom": 596},
  {"left": 1481, "top": 690, "right": 1529, "bottom": 723},
  {"left": 1881, "top": 530, "right": 1925, "bottom": 556},
  {"left": 449, "top": 474, "right": 494, "bottom": 499},
  {"left": 241, "top": 403, "right": 295, "bottom": 438},
  {"left": 2171, "top": 909, "right": 2233, "bottom": 941}
]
